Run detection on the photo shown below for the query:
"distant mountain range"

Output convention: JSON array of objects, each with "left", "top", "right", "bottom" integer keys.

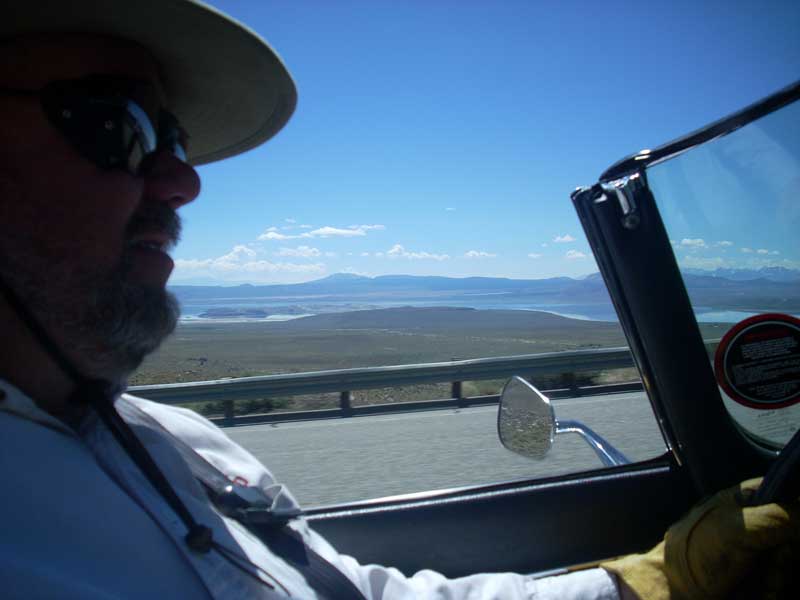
[
  {"left": 171, "top": 273, "right": 611, "bottom": 303},
  {"left": 682, "top": 266, "right": 800, "bottom": 283},
  {"left": 170, "top": 268, "right": 800, "bottom": 314}
]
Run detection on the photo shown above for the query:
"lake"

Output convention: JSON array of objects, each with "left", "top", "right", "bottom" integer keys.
[{"left": 176, "top": 295, "right": 774, "bottom": 325}]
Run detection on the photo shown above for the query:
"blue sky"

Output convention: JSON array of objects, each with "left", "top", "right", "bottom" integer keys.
[
  {"left": 172, "top": 0, "right": 800, "bottom": 285},
  {"left": 651, "top": 99, "right": 800, "bottom": 273}
]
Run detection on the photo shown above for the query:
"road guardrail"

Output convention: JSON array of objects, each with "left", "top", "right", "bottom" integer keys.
[{"left": 129, "top": 341, "right": 719, "bottom": 427}]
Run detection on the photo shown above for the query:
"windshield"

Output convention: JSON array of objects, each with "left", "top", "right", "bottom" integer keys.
[
  {"left": 129, "top": 1, "right": 799, "bottom": 505},
  {"left": 648, "top": 98, "right": 800, "bottom": 449}
]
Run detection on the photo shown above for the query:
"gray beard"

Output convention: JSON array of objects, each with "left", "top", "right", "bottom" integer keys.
[
  {"left": 84, "top": 256, "right": 180, "bottom": 374},
  {"left": 0, "top": 173, "right": 182, "bottom": 381},
  {"left": 1, "top": 249, "right": 179, "bottom": 380}
]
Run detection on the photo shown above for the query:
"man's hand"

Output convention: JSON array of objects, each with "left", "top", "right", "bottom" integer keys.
[{"left": 601, "top": 478, "right": 800, "bottom": 600}]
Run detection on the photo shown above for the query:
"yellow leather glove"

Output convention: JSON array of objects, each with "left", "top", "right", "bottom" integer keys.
[{"left": 601, "top": 478, "right": 800, "bottom": 600}]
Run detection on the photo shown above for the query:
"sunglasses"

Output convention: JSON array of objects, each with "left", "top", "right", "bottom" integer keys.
[{"left": 0, "top": 75, "right": 187, "bottom": 175}]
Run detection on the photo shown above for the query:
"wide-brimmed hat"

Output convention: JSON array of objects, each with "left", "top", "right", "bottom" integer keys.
[{"left": 3, "top": 0, "right": 297, "bottom": 165}]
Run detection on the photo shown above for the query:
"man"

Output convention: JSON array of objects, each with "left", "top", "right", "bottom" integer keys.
[{"left": 0, "top": 1, "right": 796, "bottom": 598}]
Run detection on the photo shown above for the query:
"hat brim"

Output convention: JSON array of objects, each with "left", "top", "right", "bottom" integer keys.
[{"left": 4, "top": 0, "right": 297, "bottom": 165}]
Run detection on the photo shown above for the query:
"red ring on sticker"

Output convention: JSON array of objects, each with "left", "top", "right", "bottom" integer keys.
[{"left": 714, "top": 313, "right": 800, "bottom": 410}]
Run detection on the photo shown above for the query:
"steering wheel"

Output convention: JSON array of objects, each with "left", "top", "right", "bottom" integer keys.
[{"left": 753, "top": 428, "right": 800, "bottom": 504}]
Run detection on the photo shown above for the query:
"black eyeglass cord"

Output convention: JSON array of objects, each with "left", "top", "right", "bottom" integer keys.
[
  {"left": 83, "top": 381, "right": 215, "bottom": 553},
  {"left": 0, "top": 274, "right": 305, "bottom": 593},
  {"left": 0, "top": 275, "right": 212, "bottom": 551}
]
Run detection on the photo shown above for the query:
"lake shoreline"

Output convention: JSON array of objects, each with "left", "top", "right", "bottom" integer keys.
[{"left": 176, "top": 302, "right": 778, "bottom": 326}]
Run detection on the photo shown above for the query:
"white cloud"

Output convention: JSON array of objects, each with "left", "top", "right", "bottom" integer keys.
[
  {"left": 244, "top": 262, "right": 323, "bottom": 274},
  {"left": 258, "top": 230, "right": 296, "bottom": 241},
  {"left": 174, "top": 244, "right": 325, "bottom": 280},
  {"left": 741, "top": 247, "right": 754, "bottom": 254},
  {"left": 285, "top": 218, "right": 296, "bottom": 224},
  {"left": 273, "top": 246, "right": 337, "bottom": 258},
  {"left": 715, "top": 241, "right": 734, "bottom": 247},
  {"left": 676, "top": 253, "right": 797, "bottom": 271},
  {"left": 528, "top": 253, "right": 542, "bottom": 259},
  {"left": 275, "top": 245, "right": 321, "bottom": 258},
  {"left": 259, "top": 223, "right": 385, "bottom": 241},
  {"left": 554, "top": 234, "right": 575, "bottom": 243},
  {"left": 541, "top": 243, "right": 548, "bottom": 248},
  {"left": 360, "top": 252, "right": 370, "bottom": 257},
  {"left": 743, "top": 256, "right": 800, "bottom": 270},
  {"left": 677, "top": 255, "right": 730, "bottom": 270},
  {"left": 299, "top": 224, "right": 313, "bottom": 229},
  {"left": 757, "top": 248, "right": 769, "bottom": 255},
  {"left": 307, "top": 226, "right": 365, "bottom": 238},
  {"left": 309, "top": 224, "right": 386, "bottom": 238},
  {"left": 464, "top": 250, "right": 497, "bottom": 259},
  {"left": 680, "top": 238, "right": 707, "bottom": 248},
  {"left": 746, "top": 256, "right": 799, "bottom": 269},
  {"left": 670, "top": 239, "right": 678, "bottom": 246},
  {"left": 349, "top": 224, "right": 385, "bottom": 232},
  {"left": 445, "top": 207, "right": 456, "bottom": 211},
  {"left": 565, "top": 250, "right": 587, "bottom": 260},
  {"left": 214, "top": 245, "right": 257, "bottom": 262},
  {"left": 386, "top": 244, "right": 449, "bottom": 261}
]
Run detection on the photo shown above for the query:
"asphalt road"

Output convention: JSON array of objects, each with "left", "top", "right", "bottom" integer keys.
[{"left": 226, "top": 391, "right": 666, "bottom": 507}]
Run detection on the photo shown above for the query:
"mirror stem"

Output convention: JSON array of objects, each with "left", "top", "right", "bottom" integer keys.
[{"left": 556, "top": 420, "right": 630, "bottom": 467}]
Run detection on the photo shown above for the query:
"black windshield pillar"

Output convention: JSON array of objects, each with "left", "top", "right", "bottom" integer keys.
[{"left": 572, "top": 176, "right": 765, "bottom": 496}]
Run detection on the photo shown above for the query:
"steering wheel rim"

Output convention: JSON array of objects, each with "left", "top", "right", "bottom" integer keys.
[{"left": 753, "top": 428, "right": 800, "bottom": 505}]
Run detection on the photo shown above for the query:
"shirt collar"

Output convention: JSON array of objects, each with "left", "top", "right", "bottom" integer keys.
[{"left": 0, "top": 378, "right": 83, "bottom": 436}]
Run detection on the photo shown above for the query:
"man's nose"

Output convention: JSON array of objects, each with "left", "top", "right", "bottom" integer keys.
[{"left": 141, "top": 150, "right": 201, "bottom": 209}]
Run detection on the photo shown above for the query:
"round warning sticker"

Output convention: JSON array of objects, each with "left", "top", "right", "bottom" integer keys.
[{"left": 714, "top": 313, "right": 800, "bottom": 410}]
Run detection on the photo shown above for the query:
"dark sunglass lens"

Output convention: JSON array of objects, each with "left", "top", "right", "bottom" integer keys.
[
  {"left": 40, "top": 77, "right": 185, "bottom": 174},
  {"left": 159, "top": 111, "right": 188, "bottom": 163},
  {"left": 40, "top": 79, "right": 160, "bottom": 175},
  {"left": 41, "top": 81, "right": 135, "bottom": 171},
  {"left": 172, "top": 141, "right": 188, "bottom": 162},
  {"left": 122, "top": 100, "right": 158, "bottom": 174},
  {"left": 124, "top": 101, "right": 158, "bottom": 154},
  {"left": 125, "top": 132, "right": 147, "bottom": 174}
]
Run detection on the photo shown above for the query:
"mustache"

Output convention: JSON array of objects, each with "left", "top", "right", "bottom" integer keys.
[{"left": 125, "top": 202, "right": 182, "bottom": 249}]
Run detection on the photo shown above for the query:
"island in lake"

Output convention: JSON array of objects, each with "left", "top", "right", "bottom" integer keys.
[{"left": 197, "top": 303, "right": 380, "bottom": 319}]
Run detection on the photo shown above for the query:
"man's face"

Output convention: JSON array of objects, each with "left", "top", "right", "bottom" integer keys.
[{"left": 0, "top": 34, "right": 201, "bottom": 380}]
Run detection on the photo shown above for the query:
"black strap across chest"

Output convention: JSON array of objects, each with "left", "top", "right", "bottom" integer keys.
[
  {"left": 254, "top": 524, "right": 369, "bottom": 600},
  {"left": 189, "top": 448, "right": 368, "bottom": 600}
]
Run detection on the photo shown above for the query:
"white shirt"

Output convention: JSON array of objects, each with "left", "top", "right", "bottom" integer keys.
[{"left": 0, "top": 379, "right": 620, "bottom": 599}]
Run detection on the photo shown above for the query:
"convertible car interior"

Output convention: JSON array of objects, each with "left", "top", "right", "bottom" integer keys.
[{"left": 293, "top": 81, "right": 800, "bottom": 578}]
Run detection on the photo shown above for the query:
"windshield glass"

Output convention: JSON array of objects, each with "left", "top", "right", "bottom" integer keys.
[
  {"left": 127, "top": 1, "right": 799, "bottom": 505},
  {"left": 648, "top": 98, "right": 800, "bottom": 448}
]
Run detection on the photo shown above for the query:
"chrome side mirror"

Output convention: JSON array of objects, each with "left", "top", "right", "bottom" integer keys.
[
  {"left": 497, "top": 376, "right": 631, "bottom": 467},
  {"left": 497, "top": 376, "right": 555, "bottom": 460}
]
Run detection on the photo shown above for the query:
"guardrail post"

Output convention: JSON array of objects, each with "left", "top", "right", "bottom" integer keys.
[
  {"left": 452, "top": 381, "right": 466, "bottom": 407},
  {"left": 340, "top": 391, "right": 353, "bottom": 416},
  {"left": 224, "top": 399, "right": 235, "bottom": 427},
  {"left": 562, "top": 372, "right": 582, "bottom": 398}
]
